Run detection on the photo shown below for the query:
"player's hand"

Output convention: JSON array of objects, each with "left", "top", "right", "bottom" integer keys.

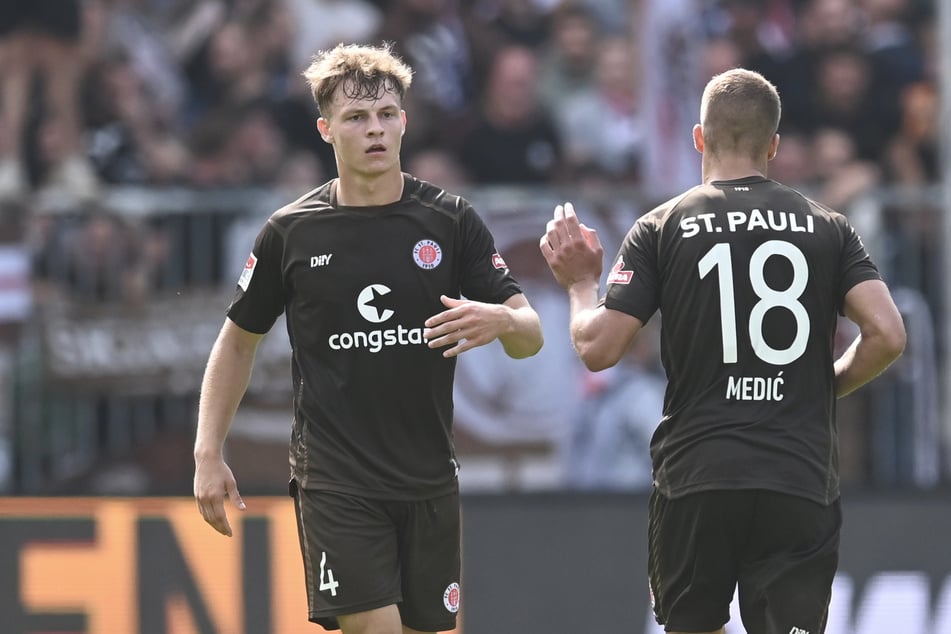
[
  {"left": 425, "top": 295, "right": 509, "bottom": 358},
  {"left": 539, "top": 201, "right": 604, "bottom": 289},
  {"left": 194, "top": 455, "right": 245, "bottom": 537}
]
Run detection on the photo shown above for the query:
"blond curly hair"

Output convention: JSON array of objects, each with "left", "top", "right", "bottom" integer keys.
[{"left": 302, "top": 42, "right": 414, "bottom": 117}]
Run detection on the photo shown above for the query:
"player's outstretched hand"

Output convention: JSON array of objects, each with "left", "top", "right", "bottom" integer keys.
[
  {"left": 539, "top": 201, "right": 604, "bottom": 289},
  {"left": 194, "top": 456, "right": 245, "bottom": 537},
  {"left": 425, "top": 295, "right": 510, "bottom": 358}
]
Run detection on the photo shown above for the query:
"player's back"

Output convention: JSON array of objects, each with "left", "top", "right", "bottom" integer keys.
[{"left": 636, "top": 175, "right": 879, "bottom": 504}]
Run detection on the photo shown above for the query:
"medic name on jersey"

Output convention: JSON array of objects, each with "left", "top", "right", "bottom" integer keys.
[{"left": 680, "top": 208, "right": 815, "bottom": 238}]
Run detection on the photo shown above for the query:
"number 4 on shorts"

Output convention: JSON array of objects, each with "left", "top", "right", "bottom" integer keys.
[{"left": 319, "top": 551, "right": 339, "bottom": 596}]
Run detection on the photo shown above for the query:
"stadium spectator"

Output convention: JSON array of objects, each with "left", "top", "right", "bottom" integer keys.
[
  {"left": 764, "top": 127, "right": 815, "bottom": 187},
  {"left": 284, "top": 0, "right": 382, "bottom": 75},
  {"left": 83, "top": 52, "right": 191, "bottom": 185},
  {"left": 457, "top": 45, "right": 564, "bottom": 184},
  {"left": 858, "top": 0, "right": 927, "bottom": 135},
  {"left": 764, "top": 0, "right": 864, "bottom": 135},
  {"left": 811, "top": 126, "right": 881, "bottom": 210},
  {"left": 32, "top": 208, "right": 141, "bottom": 304},
  {"left": 187, "top": 102, "right": 287, "bottom": 187},
  {"left": 556, "top": 36, "right": 643, "bottom": 183},
  {"left": 472, "top": 0, "right": 552, "bottom": 48},
  {"left": 808, "top": 46, "right": 890, "bottom": 163},
  {"left": 536, "top": 2, "right": 602, "bottom": 110},
  {"left": 404, "top": 147, "right": 471, "bottom": 190},
  {"left": 883, "top": 80, "right": 939, "bottom": 185},
  {"left": 0, "top": 0, "right": 99, "bottom": 201}
]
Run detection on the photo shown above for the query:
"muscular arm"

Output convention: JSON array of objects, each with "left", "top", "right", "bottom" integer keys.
[
  {"left": 567, "top": 280, "right": 644, "bottom": 371},
  {"left": 540, "top": 201, "right": 644, "bottom": 371},
  {"left": 834, "top": 279, "right": 906, "bottom": 398},
  {"left": 496, "top": 293, "right": 544, "bottom": 358},
  {"left": 194, "top": 318, "right": 265, "bottom": 536}
]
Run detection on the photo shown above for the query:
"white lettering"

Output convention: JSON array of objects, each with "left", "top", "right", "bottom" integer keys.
[
  {"left": 680, "top": 216, "right": 699, "bottom": 238},
  {"left": 681, "top": 211, "right": 816, "bottom": 236},
  {"left": 311, "top": 254, "right": 333, "bottom": 267},
  {"left": 748, "top": 208, "right": 769, "bottom": 231},
  {"left": 727, "top": 211, "right": 747, "bottom": 232},
  {"left": 767, "top": 209, "right": 789, "bottom": 231},
  {"left": 328, "top": 325, "right": 425, "bottom": 353},
  {"left": 725, "top": 372, "right": 785, "bottom": 401}
]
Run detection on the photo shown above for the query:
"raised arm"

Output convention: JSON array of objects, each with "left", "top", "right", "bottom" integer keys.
[
  {"left": 194, "top": 318, "right": 265, "bottom": 536},
  {"left": 540, "top": 202, "right": 644, "bottom": 371},
  {"left": 834, "top": 279, "right": 906, "bottom": 398}
]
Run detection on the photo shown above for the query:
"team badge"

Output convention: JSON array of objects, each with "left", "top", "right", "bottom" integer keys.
[
  {"left": 413, "top": 239, "right": 443, "bottom": 270},
  {"left": 443, "top": 582, "right": 461, "bottom": 613},
  {"left": 606, "top": 256, "right": 633, "bottom": 284},
  {"left": 491, "top": 252, "right": 507, "bottom": 269},
  {"left": 238, "top": 253, "right": 257, "bottom": 291}
]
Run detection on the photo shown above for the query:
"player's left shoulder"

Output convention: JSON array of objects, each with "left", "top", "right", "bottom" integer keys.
[{"left": 404, "top": 173, "right": 469, "bottom": 218}]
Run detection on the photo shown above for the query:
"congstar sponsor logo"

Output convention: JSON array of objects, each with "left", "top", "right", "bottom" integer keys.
[{"left": 328, "top": 284, "right": 425, "bottom": 353}]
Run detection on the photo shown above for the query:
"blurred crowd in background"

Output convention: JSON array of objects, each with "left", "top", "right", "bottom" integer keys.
[
  {"left": 0, "top": 0, "right": 944, "bottom": 495},
  {"left": 0, "top": 0, "right": 940, "bottom": 201}
]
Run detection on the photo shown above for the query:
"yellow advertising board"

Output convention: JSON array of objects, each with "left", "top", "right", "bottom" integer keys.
[{"left": 0, "top": 497, "right": 459, "bottom": 634}]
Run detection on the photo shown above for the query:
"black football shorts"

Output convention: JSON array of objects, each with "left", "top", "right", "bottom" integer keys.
[
  {"left": 648, "top": 488, "right": 840, "bottom": 634},
  {"left": 290, "top": 481, "right": 461, "bottom": 631}
]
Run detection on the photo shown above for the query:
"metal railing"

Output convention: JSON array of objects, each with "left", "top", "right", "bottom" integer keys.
[{"left": 5, "top": 184, "right": 947, "bottom": 493}]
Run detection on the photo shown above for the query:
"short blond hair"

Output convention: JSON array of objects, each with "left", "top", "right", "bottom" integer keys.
[
  {"left": 700, "top": 68, "right": 781, "bottom": 159},
  {"left": 302, "top": 42, "right": 414, "bottom": 118}
]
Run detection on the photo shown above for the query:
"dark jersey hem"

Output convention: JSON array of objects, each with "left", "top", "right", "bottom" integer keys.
[
  {"left": 655, "top": 480, "right": 840, "bottom": 506},
  {"left": 294, "top": 476, "right": 459, "bottom": 502}
]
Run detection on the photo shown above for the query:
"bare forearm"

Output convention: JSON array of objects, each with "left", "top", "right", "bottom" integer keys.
[
  {"left": 498, "top": 305, "right": 543, "bottom": 359},
  {"left": 834, "top": 330, "right": 905, "bottom": 398},
  {"left": 195, "top": 329, "right": 259, "bottom": 459}
]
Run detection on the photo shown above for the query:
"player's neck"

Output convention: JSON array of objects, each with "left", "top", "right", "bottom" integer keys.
[
  {"left": 701, "top": 155, "right": 769, "bottom": 184},
  {"left": 335, "top": 169, "right": 404, "bottom": 207}
]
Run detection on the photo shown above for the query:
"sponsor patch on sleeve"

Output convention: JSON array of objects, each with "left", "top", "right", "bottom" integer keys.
[
  {"left": 238, "top": 253, "right": 257, "bottom": 291},
  {"left": 606, "top": 257, "right": 633, "bottom": 284},
  {"left": 491, "top": 253, "right": 507, "bottom": 270}
]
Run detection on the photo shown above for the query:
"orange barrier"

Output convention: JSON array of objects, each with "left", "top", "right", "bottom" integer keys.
[{"left": 0, "top": 497, "right": 460, "bottom": 634}]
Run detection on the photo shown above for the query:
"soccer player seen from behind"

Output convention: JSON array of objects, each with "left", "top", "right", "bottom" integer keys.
[
  {"left": 540, "top": 68, "right": 906, "bottom": 634},
  {"left": 193, "top": 42, "right": 543, "bottom": 634}
]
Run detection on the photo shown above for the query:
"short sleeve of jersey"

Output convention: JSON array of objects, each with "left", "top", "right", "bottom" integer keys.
[
  {"left": 458, "top": 202, "right": 522, "bottom": 304},
  {"left": 226, "top": 218, "right": 287, "bottom": 334},
  {"left": 836, "top": 214, "right": 882, "bottom": 314},
  {"left": 603, "top": 214, "right": 660, "bottom": 322}
]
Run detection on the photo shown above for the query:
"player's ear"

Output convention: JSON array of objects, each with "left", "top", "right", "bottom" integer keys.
[
  {"left": 767, "top": 133, "right": 780, "bottom": 161},
  {"left": 401, "top": 110, "right": 407, "bottom": 136},
  {"left": 692, "top": 124, "right": 704, "bottom": 153},
  {"left": 317, "top": 117, "right": 333, "bottom": 144}
]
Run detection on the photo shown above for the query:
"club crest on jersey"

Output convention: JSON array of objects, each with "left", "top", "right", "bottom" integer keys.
[
  {"left": 238, "top": 253, "right": 257, "bottom": 291},
  {"left": 491, "top": 252, "right": 507, "bottom": 270},
  {"left": 607, "top": 257, "right": 633, "bottom": 284},
  {"left": 413, "top": 239, "right": 443, "bottom": 270},
  {"left": 443, "top": 582, "right": 461, "bottom": 613}
]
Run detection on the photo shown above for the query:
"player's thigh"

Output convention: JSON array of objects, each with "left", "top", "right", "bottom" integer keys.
[
  {"left": 336, "top": 604, "right": 403, "bottom": 634},
  {"left": 738, "top": 492, "right": 840, "bottom": 634},
  {"left": 648, "top": 488, "right": 755, "bottom": 633},
  {"left": 395, "top": 491, "right": 461, "bottom": 632},
  {"left": 292, "top": 484, "right": 402, "bottom": 629}
]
